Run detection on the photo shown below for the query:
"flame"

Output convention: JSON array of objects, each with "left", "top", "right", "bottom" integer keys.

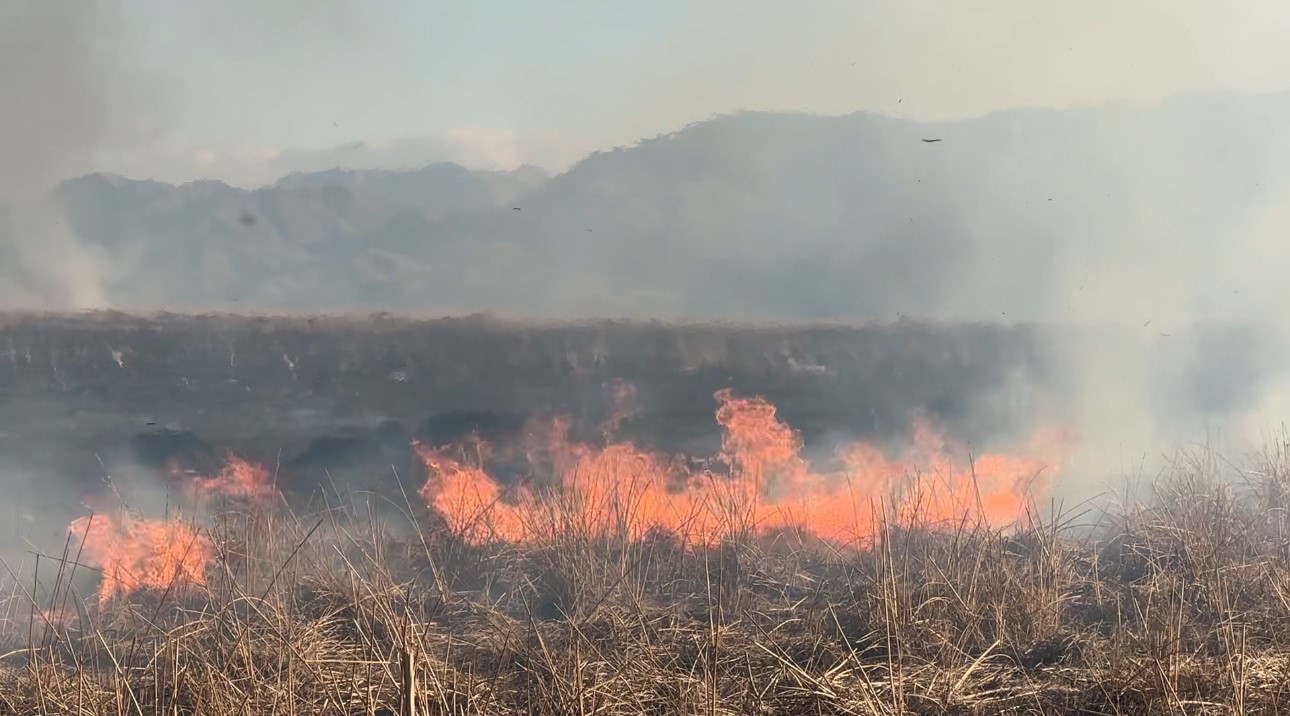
[
  {"left": 172, "top": 453, "right": 276, "bottom": 502},
  {"left": 67, "top": 453, "right": 274, "bottom": 607},
  {"left": 417, "top": 388, "right": 1074, "bottom": 546},
  {"left": 413, "top": 449, "right": 529, "bottom": 543},
  {"left": 68, "top": 511, "right": 211, "bottom": 605}
]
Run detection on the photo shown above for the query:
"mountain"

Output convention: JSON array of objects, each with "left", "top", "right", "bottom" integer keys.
[
  {"left": 53, "top": 163, "right": 551, "bottom": 309},
  {"left": 46, "top": 90, "right": 1290, "bottom": 320},
  {"left": 270, "top": 163, "right": 549, "bottom": 217}
]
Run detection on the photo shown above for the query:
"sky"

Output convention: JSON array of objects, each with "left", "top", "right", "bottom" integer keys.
[{"left": 87, "top": 0, "right": 1290, "bottom": 187}]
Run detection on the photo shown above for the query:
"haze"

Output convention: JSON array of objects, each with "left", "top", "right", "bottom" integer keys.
[
  {"left": 7, "top": 0, "right": 1290, "bottom": 498},
  {"left": 59, "top": 0, "right": 1290, "bottom": 186}
]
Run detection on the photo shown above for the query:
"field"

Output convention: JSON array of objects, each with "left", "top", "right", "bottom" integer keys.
[
  {"left": 1, "top": 313, "right": 1286, "bottom": 714},
  {"left": 3, "top": 442, "right": 1290, "bottom": 715}
]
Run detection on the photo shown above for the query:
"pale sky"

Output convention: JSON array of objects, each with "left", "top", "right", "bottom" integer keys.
[{"left": 90, "top": 0, "right": 1290, "bottom": 184}]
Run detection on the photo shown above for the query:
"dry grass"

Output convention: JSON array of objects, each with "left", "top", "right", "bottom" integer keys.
[{"left": 6, "top": 443, "right": 1290, "bottom": 715}]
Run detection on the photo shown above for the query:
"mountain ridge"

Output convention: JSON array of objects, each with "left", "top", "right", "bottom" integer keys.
[{"left": 38, "top": 89, "right": 1290, "bottom": 319}]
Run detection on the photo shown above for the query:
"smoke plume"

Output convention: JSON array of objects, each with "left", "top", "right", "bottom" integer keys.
[{"left": 0, "top": 0, "right": 160, "bottom": 309}]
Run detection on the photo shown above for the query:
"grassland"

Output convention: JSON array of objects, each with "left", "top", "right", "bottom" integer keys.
[{"left": 2, "top": 439, "right": 1290, "bottom": 715}]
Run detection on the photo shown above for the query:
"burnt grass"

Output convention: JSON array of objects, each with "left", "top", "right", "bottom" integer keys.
[{"left": 0, "top": 311, "right": 1054, "bottom": 456}]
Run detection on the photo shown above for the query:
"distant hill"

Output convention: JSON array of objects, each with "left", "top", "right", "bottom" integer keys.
[
  {"left": 54, "top": 163, "right": 550, "bottom": 310},
  {"left": 49, "top": 90, "right": 1290, "bottom": 320},
  {"left": 270, "top": 163, "right": 549, "bottom": 216}
]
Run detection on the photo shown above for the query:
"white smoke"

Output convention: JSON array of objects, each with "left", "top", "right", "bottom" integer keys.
[{"left": 0, "top": 0, "right": 162, "bottom": 309}]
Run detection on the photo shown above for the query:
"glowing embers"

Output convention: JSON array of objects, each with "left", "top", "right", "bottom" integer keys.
[{"left": 417, "top": 388, "right": 1073, "bottom": 546}]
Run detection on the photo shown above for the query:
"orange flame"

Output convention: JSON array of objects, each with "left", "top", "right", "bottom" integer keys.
[
  {"left": 417, "top": 388, "right": 1073, "bottom": 546},
  {"left": 68, "top": 511, "right": 211, "bottom": 605},
  {"left": 173, "top": 453, "right": 276, "bottom": 502}
]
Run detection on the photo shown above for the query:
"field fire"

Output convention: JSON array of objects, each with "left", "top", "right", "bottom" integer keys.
[
  {"left": 11, "top": 0, "right": 1290, "bottom": 709},
  {"left": 63, "top": 382, "right": 1070, "bottom": 607},
  {"left": 412, "top": 388, "right": 1070, "bottom": 547},
  {"left": 3, "top": 312, "right": 1290, "bottom": 714}
]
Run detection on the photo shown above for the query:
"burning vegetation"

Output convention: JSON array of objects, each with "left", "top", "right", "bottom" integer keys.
[
  {"left": 414, "top": 388, "right": 1068, "bottom": 547},
  {"left": 66, "top": 511, "right": 211, "bottom": 606},
  {"left": 63, "top": 387, "right": 1063, "bottom": 609},
  {"left": 4, "top": 376, "right": 1290, "bottom": 713},
  {"left": 62, "top": 452, "right": 277, "bottom": 606}
]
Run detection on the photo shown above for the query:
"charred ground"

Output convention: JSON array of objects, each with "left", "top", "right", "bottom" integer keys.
[{"left": 0, "top": 312, "right": 1055, "bottom": 502}]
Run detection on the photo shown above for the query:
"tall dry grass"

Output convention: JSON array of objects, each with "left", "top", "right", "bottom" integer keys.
[{"left": 4, "top": 441, "right": 1290, "bottom": 714}]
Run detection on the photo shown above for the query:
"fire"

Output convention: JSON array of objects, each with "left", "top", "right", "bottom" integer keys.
[
  {"left": 172, "top": 453, "right": 276, "bottom": 502},
  {"left": 417, "top": 388, "right": 1073, "bottom": 546},
  {"left": 64, "top": 453, "right": 277, "bottom": 607},
  {"left": 68, "top": 511, "right": 211, "bottom": 605},
  {"left": 413, "top": 449, "right": 529, "bottom": 543}
]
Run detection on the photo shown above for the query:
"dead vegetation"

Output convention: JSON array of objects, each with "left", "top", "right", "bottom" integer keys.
[
  {"left": 0, "top": 310, "right": 1050, "bottom": 461},
  {"left": 5, "top": 442, "right": 1290, "bottom": 714}
]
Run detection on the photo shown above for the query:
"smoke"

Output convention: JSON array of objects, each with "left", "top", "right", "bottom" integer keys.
[
  {"left": 448, "top": 94, "right": 1290, "bottom": 503},
  {"left": 0, "top": 0, "right": 166, "bottom": 595},
  {"left": 578, "top": 0, "right": 1290, "bottom": 497},
  {"left": 418, "top": 0, "right": 1290, "bottom": 167},
  {"left": 5, "top": 1, "right": 1290, "bottom": 534},
  {"left": 43, "top": 92, "right": 1290, "bottom": 508},
  {"left": 154, "top": 131, "right": 574, "bottom": 190},
  {"left": 1027, "top": 98, "right": 1290, "bottom": 501},
  {"left": 0, "top": 0, "right": 161, "bottom": 310}
]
